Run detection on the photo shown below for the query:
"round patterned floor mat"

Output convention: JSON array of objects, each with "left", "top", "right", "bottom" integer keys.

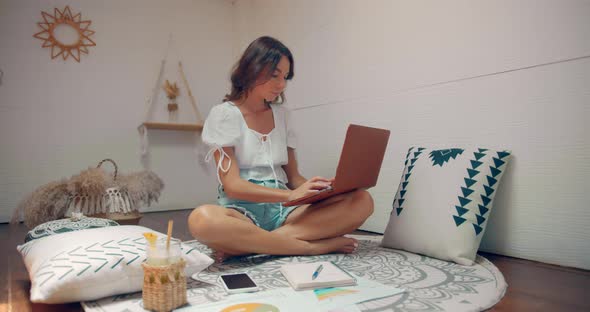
[{"left": 83, "top": 235, "right": 506, "bottom": 312}]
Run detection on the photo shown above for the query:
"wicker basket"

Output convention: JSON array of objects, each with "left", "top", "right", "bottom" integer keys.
[
  {"left": 142, "top": 259, "right": 187, "bottom": 312},
  {"left": 66, "top": 159, "right": 142, "bottom": 224}
]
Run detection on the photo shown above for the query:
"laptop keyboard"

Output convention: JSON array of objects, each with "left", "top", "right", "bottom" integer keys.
[{"left": 317, "top": 186, "right": 334, "bottom": 193}]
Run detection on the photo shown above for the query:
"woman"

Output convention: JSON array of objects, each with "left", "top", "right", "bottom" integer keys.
[{"left": 188, "top": 36, "right": 373, "bottom": 262}]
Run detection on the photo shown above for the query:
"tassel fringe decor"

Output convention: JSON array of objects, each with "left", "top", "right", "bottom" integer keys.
[{"left": 11, "top": 159, "right": 164, "bottom": 228}]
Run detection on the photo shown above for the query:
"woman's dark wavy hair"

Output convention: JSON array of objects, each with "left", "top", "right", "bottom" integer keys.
[{"left": 224, "top": 36, "right": 294, "bottom": 104}]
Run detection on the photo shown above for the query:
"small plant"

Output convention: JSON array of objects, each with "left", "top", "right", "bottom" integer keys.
[
  {"left": 163, "top": 80, "right": 180, "bottom": 121},
  {"left": 163, "top": 80, "right": 179, "bottom": 100}
]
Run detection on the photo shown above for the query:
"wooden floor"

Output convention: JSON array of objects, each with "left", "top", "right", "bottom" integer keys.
[{"left": 2, "top": 209, "right": 589, "bottom": 312}]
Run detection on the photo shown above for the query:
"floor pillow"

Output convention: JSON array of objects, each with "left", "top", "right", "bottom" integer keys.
[
  {"left": 17, "top": 225, "right": 214, "bottom": 303},
  {"left": 381, "top": 147, "right": 511, "bottom": 265}
]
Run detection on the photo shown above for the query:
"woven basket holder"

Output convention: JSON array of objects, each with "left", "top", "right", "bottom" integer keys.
[
  {"left": 142, "top": 258, "right": 187, "bottom": 312},
  {"left": 68, "top": 159, "right": 138, "bottom": 219}
]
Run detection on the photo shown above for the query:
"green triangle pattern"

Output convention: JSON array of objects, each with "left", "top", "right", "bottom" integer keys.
[
  {"left": 478, "top": 204, "right": 489, "bottom": 216},
  {"left": 490, "top": 166, "right": 501, "bottom": 177},
  {"left": 493, "top": 157, "right": 505, "bottom": 168},
  {"left": 429, "top": 148, "right": 464, "bottom": 167},
  {"left": 453, "top": 150, "right": 487, "bottom": 231},
  {"left": 30, "top": 235, "right": 184, "bottom": 286},
  {"left": 484, "top": 185, "right": 495, "bottom": 196},
  {"left": 474, "top": 149, "right": 507, "bottom": 236},
  {"left": 473, "top": 224, "right": 483, "bottom": 235},
  {"left": 461, "top": 187, "right": 474, "bottom": 197},
  {"left": 476, "top": 214, "right": 486, "bottom": 225},
  {"left": 394, "top": 147, "right": 423, "bottom": 217},
  {"left": 478, "top": 148, "right": 488, "bottom": 153},
  {"left": 455, "top": 206, "right": 469, "bottom": 216},
  {"left": 473, "top": 152, "right": 486, "bottom": 160},
  {"left": 470, "top": 160, "right": 483, "bottom": 169},
  {"left": 454, "top": 215, "right": 467, "bottom": 226},
  {"left": 458, "top": 196, "right": 472, "bottom": 207},
  {"left": 481, "top": 195, "right": 491, "bottom": 206},
  {"left": 464, "top": 178, "right": 477, "bottom": 188}
]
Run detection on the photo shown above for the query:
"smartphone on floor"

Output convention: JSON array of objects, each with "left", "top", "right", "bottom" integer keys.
[{"left": 219, "top": 273, "right": 259, "bottom": 294}]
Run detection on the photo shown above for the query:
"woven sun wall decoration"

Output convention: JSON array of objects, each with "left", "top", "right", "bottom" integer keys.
[{"left": 33, "top": 6, "right": 96, "bottom": 62}]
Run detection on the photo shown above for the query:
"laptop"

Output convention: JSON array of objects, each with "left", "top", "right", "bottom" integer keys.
[{"left": 283, "top": 124, "right": 390, "bottom": 207}]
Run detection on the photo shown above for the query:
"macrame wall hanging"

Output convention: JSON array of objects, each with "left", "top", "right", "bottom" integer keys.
[{"left": 138, "top": 35, "right": 204, "bottom": 167}]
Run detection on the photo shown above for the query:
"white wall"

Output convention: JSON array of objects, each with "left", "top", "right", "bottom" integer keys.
[
  {"left": 232, "top": 0, "right": 590, "bottom": 270},
  {"left": 0, "top": 0, "right": 234, "bottom": 221}
]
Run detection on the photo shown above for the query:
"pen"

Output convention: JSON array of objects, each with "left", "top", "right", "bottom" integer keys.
[{"left": 311, "top": 264, "right": 324, "bottom": 280}]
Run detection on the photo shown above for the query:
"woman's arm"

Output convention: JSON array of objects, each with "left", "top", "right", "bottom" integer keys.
[
  {"left": 282, "top": 148, "right": 307, "bottom": 189},
  {"left": 283, "top": 148, "right": 334, "bottom": 191},
  {"left": 215, "top": 147, "right": 291, "bottom": 203},
  {"left": 216, "top": 147, "right": 331, "bottom": 203}
]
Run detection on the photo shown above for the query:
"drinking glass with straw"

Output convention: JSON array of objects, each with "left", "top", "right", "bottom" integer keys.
[
  {"left": 165, "top": 220, "right": 180, "bottom": 263},
  {"left": 142, "top": 219, "right": 188, "bottom": 311},
  {"left": 144, "top": 220, "right": 181, "bottom": 265}
]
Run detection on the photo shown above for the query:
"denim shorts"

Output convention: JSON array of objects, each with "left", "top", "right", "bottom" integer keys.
[{"left": 217, "top": 179, "right": 299, "bottom": 231}]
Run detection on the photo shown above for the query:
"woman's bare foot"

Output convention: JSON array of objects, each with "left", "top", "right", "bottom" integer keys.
[
  {"left": 307, "top": 236, "right": 358, "bottom": 255},
  {"left": 211, "top": 250, "right": 229, "bottom": 263},
  {"left": 210, "top": 237, "right": 357, "bottom": 261}
]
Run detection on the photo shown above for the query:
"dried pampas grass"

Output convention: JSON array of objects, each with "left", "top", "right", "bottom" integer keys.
[
  {"left": 11, "top": 159, "right": 165, "bottom": 229},
  {"left": 12, "top": 179, "right": 70, "bottom": 228},
  {"left": 118, "top": 171, "right": 164, "bottom": 208},
  {"left": 67, "top": 167, "right": 115, "bottom": 195}
]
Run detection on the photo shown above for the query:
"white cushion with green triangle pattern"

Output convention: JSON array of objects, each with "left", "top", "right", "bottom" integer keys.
[
  {"left": 17, "top": 225, "right": 214, "bottom": 303},
  {"left": 381, "top": 147, "right": 511, "bottom": 265}
]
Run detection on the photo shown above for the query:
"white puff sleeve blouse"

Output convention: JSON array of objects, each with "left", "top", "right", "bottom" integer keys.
[{"left": 202, "top": 101, "right": 296, "bottom": 186}]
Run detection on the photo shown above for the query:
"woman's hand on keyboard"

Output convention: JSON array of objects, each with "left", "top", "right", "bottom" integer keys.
[{"left": 287, "top": 176, "right": 333, "bottom": 201}]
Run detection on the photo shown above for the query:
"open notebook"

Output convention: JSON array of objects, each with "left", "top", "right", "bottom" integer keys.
[{"left": 280, "top": 261, "right": 357, "bottom": 290}]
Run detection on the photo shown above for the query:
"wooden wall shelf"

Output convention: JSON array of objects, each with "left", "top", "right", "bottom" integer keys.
[{"left": 142, "top": 122, "right": 203, "bottom": 132}]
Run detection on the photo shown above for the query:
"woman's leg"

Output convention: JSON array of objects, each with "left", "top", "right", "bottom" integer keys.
[
  {"left": 188, "top": 204, "right": 357, "bottom": 257},
  {"left": 273, "top": 189, "right": 374, "bottom": 241}
]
